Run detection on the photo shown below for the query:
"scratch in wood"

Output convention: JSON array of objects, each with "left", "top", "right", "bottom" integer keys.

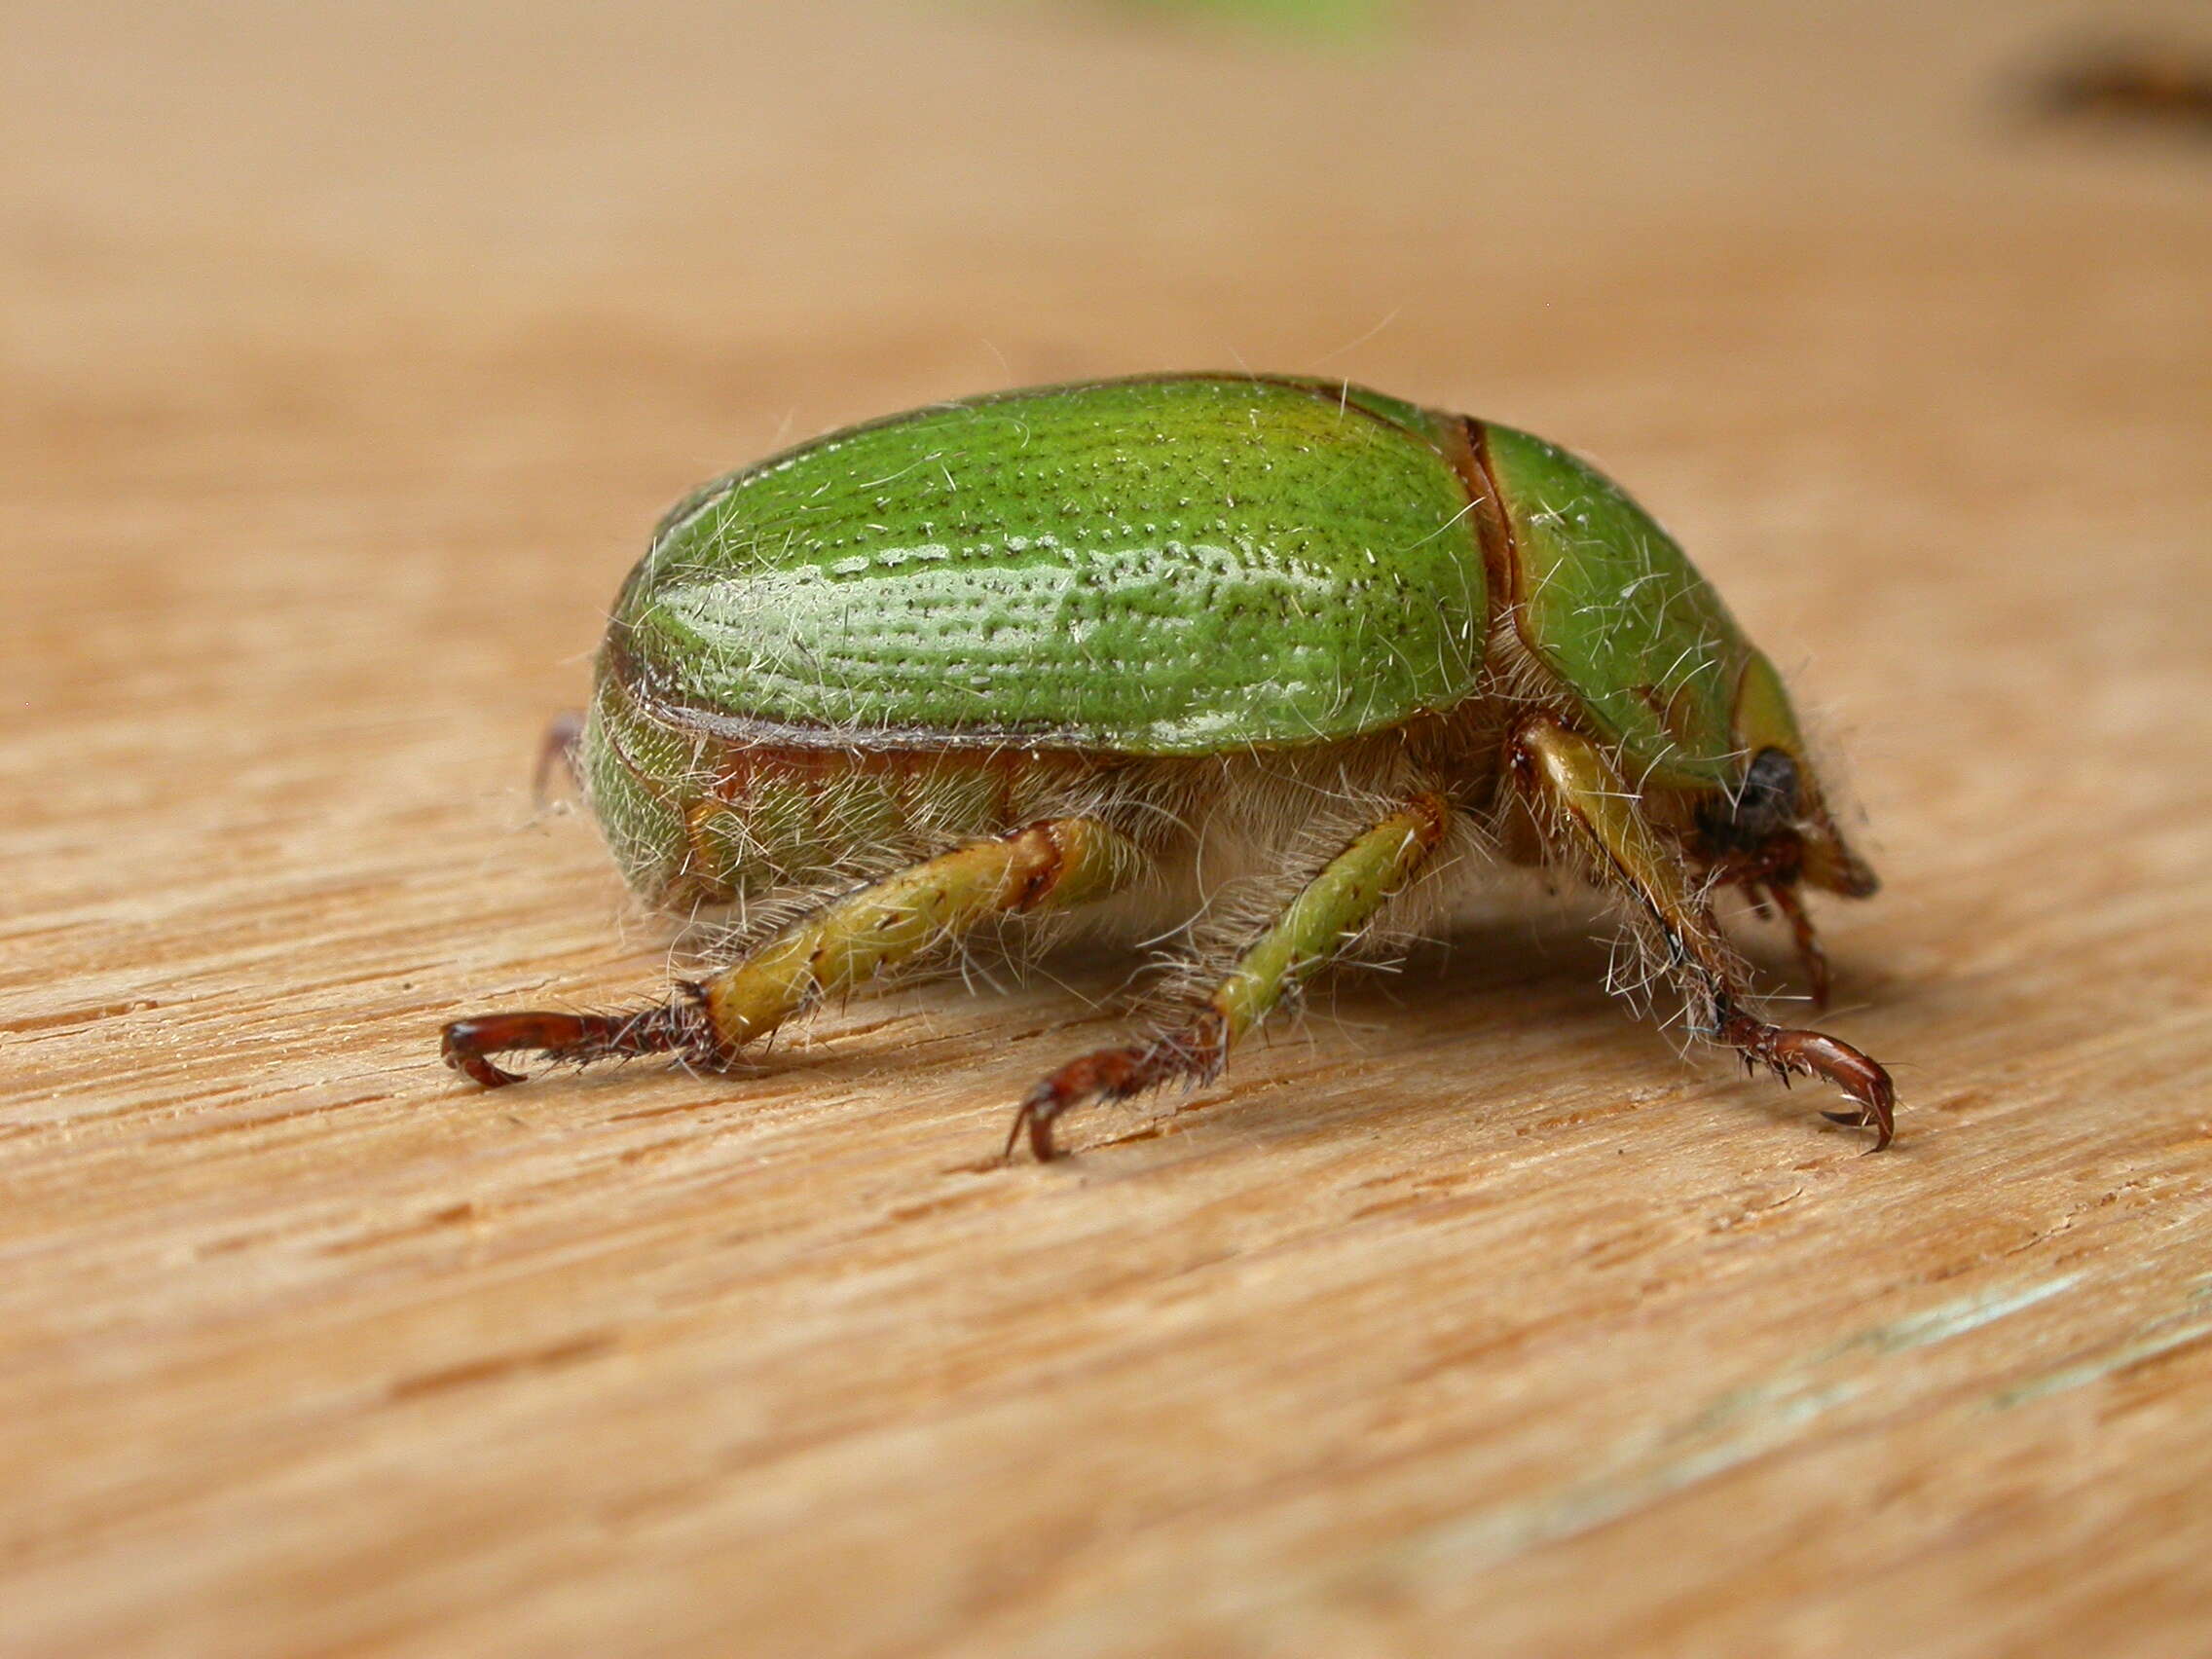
[
  {"left": 153, "top": 1090, "right": 402, "bottom": 1142},
  {"left": 387, "top": 1333, "right": 618, "bottom": 1402},
  {"left": 1816, "top": 1274, "right": 2083, "bottom": 1359},
  {"left": 324, "top": 1201, "right": 482, "bottom": 1257},
  {"left": 1989, "top": 1285, "right": 2212, "bottom": 1409},
  {"left": 1378, "top": 1274, "right": 2092, "bottom": 1576},
  {"left": 1388, "top": 1377, "right": 1862, "bottom": 1575},
  {"left": 0, "top": 999, "right": 163, "bottom": 1036}
]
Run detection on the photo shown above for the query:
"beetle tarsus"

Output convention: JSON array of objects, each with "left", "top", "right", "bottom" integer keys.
[
  {"left": 441, "top": 1024, "right": 530, "bottom": 1088},
  {"left": 1715, "top": 1004, "right": 1895, "bottom": 1150},
  {"left": 440, "top": 992, "right": 717, "bottom": 1088},
  {"left": 1007, "top": 1016, "right": 1229, "bottom": 1162}
]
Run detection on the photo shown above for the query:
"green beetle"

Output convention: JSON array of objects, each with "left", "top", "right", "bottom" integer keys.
[{"left": 444, "top": 375, "right": 1893, "bottom": 1157}]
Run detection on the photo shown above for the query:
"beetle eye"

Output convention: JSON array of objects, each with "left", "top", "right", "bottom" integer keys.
[{"left": 1731, "top": 748, "right": 1801, "bottom": 840}]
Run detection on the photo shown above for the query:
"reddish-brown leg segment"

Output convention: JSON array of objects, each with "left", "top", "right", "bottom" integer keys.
[
  {"left": 1761, "top": 875, "right": 1832, "bottom": 1010},
  {"left": 1007, "top": 1012, "right": 1231, "bottom": 1163},
  {"left": 442, "top": 997, "right": 714, "bottom": 1088}
]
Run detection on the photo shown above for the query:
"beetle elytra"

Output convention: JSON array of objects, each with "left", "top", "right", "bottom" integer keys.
[{"left": 443, "top": 375, "right": 1894, "bottom": 1158}]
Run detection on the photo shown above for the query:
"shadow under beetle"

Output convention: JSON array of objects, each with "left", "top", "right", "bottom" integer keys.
[{"left": 444, "top": 375, "right": 1894, "bottom": 1158}]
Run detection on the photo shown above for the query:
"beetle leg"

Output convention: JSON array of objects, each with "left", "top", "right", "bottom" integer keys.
[
  {"left": 1007, "top": 792, "right": 1453, "bottom": 1161},
  {"left": 441, "top": 997, "right": 714, "bottom": 1088},
  {"left": 1740, "top": 879, "right": 1776, "bottom": 923},
  {"left": 440, "top": 816, "right": 1141, "bottom": 1088},
  {"left": 1762, "top": 876, "right": 1833, "bottom": 1010},
  {"left": 532, "top": 709, "right": 585, "bottom": 806},
  {"left": 1508, "top": 715, "right": 1892, "bottom": 1148}
]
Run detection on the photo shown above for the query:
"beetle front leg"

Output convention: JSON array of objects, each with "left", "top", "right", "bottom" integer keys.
[
  {"left": 441, "top": 815, "right": 1141, "bottom": 1088},
  {"left": 1508, "top": 716, "right": 1894, "bottom": 1148},
  {"left": 1008, "top": 792, "right": 1454, "bottom": 1161}
]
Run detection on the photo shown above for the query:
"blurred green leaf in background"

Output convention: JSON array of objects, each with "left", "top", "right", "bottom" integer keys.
[{"left": 1082, "top": 0, "right": 1403, "bottom": 40}]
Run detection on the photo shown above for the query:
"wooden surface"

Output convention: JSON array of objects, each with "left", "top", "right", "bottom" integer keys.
[{"left": 4, "top": 2, "right": 2209, "bottom": 1653}]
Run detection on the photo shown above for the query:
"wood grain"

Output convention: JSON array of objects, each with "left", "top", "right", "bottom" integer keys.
[{"left": 3, "top": 2, "right": 2208, "bottom": 1653}]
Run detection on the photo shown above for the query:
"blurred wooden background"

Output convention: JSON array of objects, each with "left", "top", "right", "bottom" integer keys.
[{"left": 3, "top": 1, "right": 2207, "bottom": 1653}]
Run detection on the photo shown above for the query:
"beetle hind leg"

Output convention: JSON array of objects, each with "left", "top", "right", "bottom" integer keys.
[
  {"left": 1007, "top": 791, "right": 1454, "bottom": 1161},
  {"left": 441, "top": 815, "right": 1142, "bottom": 1090},
  {"left": 441, "top": 990, "right": 718, "bottom": 1087},
  {"left": 532, "top": 709, "right": 586, "bottom": 806},
  {"left": 1509, "top": 715, "right": 1893, "bottom": 1148}
]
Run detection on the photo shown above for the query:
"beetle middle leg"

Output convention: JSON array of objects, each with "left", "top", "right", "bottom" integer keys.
[
  {"left": 1007, "top": 791, "right": 1454, "bottom": 1161},
  {"left": 1507, "top": 715, "right": 1894, "bottom": 1147},
  {"left": 441, "top": 815, "right": 1142, "bottom": 1088},
  {"left": 1758, "top": 874, "right": 1831, "bottom": 1010}
]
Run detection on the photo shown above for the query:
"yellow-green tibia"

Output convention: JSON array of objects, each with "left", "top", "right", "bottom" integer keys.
[
  {"left": 1210, "top": 793, "right": 1454, "bottom": 1042},
  {"left": 1508, "top": 716, "right": 1733, "bottom": 983},
  {"left": 1006, "top": 792, "right": 1453, "bottom": 1160},
  {"left": 699, "top": 817, "right": 1141, "bottom": 1053}
]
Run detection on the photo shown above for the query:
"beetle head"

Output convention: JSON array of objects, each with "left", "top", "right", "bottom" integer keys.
[
  {"left": 1702, "top": 650, "right": 1878, "bottom": 899},
  {"left": 1477, "top": 423, "right": 1872, "bottom": 901}
]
